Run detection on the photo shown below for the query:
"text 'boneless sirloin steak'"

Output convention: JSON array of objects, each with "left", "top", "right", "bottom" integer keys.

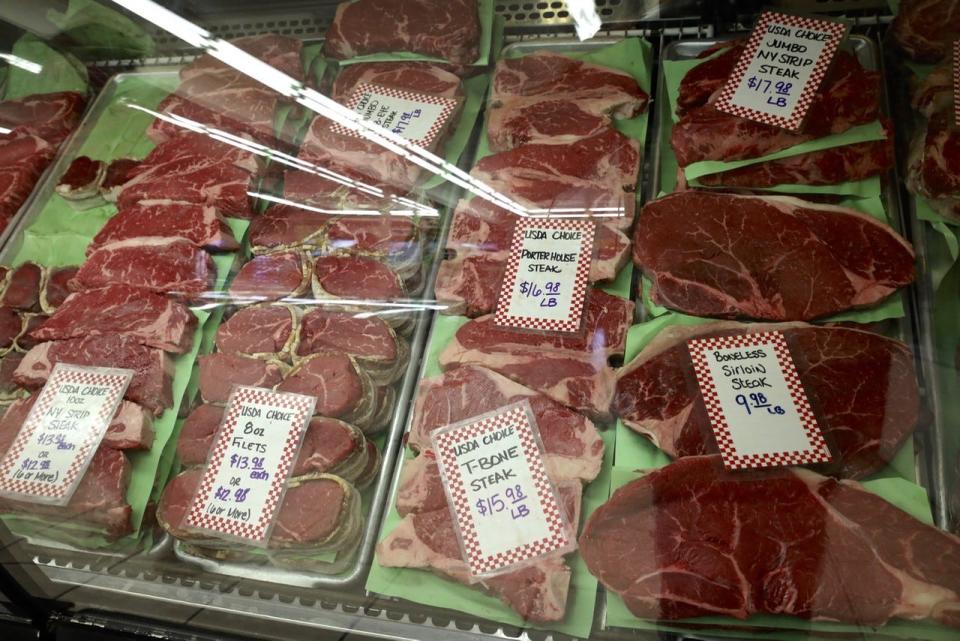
[
  {"left": 633, "top": 192, "right": 915, "bottom": 321},
  {"left": 323, "top": 0, "right": 480, "bottom": 64},
  {"left": 614, "top": 322, "right": 921, "bottom": 480},
  {"left": 580, "top": 456, "right": 960, "bottom": 628}
]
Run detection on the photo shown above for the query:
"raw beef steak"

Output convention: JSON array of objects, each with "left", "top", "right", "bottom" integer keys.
[
  {"left": 215, "top": 305, "right": 297, "bottom": 358},
  {"left": 229, "top": 252, "right": 310, "bottom": 300},
  {"left": 324, "top": 0, "right": 480, "bottom": 64},
  {"left": 0, "top": 352, "right": 24, "bottom": 399},
  {"left": 907, "top": 111, "right": 960, "bottom": 220},
  {"left": 1, "top": 262, "right": 43, "bottom": 311},
  {"left": 693, "top": 131, "right": 894, "bottom": 189},
  {"left": 325, "top": 215, "right": 423, "bottom": 279},
  {"left": 332, "top": 61, "right": 462, "bottom": 102},
  {"left": 276, "top": 352, "right": 373, "bottom": 422},
  {"left": 72, "top": 238, "right": 215, "bottom": 297},
  {"left": 633, "top": 192, "right": 915, "bottom": 320},
  {"left": 378, "top": 478, "right": 582, "bottom": 622},
  {"left": 0, "top": 142, "right": 54, "bottom": 224},
  {"left": 614, "top": 322, "right": 921, "bottom": 479},
  {"left": 0, "top": 307, "right": 22, "bottom": 353},
  {"left": 891, "top": 0, "right": 960, "bottom": 62},
  {"left": 297, "top": 309, "right": 407, "bottom": 384},
  {"left": 55, "top": 155, "right": 105, "bottom": 206},
  {"left": 133, "top": 131, "right": 261, "bottom": 175},
  {"left": 99, "top": 158, "right": 140, "bottom": 202},
  {"left": 676, "top": 41, "right": 742, "bottom": 116},
  {"left": 14, "top": 335, "right": 173, "bottom": 415},
  {"left": 87, "top": 202, "right": 239, "bottom": 255},
  {"left": 197, "top": 353, "right": 287, "bottom": 404},
  {"left": 40, "top": 266, "right": 79, "bottom": 312},
  {"left": 33, "top": 285, "right": 197, "bottom": 353},
  {"left": 14, "top": 314, "right": 45, "bottom": 352},
  {"left": 470, "top": 129, "right": 640, "bottom": 219},
  {"left": 487, "top": 99, "right": 614, "bottom": 152},
  {"left": 672, "top": 51, "right": 880, "bottom": 166},
  {"left": 312, "top": 255, "right": 407, "bottom": 300},
  {"left": 435, "top": 198, "right": 631, "bottom": 316},
  {"left": 0, "top": 92, "right": 86, "bottom": 143},
  {"left": 409, "top": 366, "right": 604, "bottom": 482},
  {"left": 180, "top": 34, "right": 305, "bottom": 82},
  {"left": 248, "top": 204, "right": 329, "bottom": 253},
  {"left": 176, "top": 404, "right": 225, "bottom": 466},
  {"left": 580, "top": 456, "right": 960, "bottom": 627}
]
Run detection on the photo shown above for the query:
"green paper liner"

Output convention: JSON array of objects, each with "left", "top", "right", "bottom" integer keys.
[{"left": 3, "top": 34, "right": 88, "bottom": 100}]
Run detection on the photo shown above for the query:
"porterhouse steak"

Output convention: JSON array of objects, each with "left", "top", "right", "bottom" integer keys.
[
  {"left": 580, "top": 456, "right": 960, "bottom": 628},
  {"left": 633, "top": 192, "right": 915, "bottom": 320},
  {"left": 613, "top": 321, "right": 921, "bottom": 480}
]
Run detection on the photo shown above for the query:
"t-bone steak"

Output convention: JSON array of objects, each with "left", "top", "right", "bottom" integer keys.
[
  {"left": 324, "top": 0, "right": 480, "bottom": 65},
  {"left": 613, "top": 321, "right": 921, "bottom": 480},
  {"left": 633, "top": 192, "right": 915, "bottom": 320},
  {"left": 580, "top": 456, "right": 960, "bottom": 628}
]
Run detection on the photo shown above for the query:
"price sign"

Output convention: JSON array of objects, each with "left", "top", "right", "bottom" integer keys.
[
  {"left": 431, "top": 401, "right": 574, "bottom": 579},
  {"left": 954, "top": 41, "right": 960, "bottom": 126},
  {"left": 687, "top": 331, "right": 832, "bottom": 471},
  {"left": 329, "top": 82, "right": 461, "bottom": 149},
  {"left": 494, "top": 218, "right": 595, "bottom": 333},
  {"left": 714, "top": 11, "right": 848, "bottom": 131},
  {"left": 0, "top": 364, "right": 131, "bottom": 505},
  {"left": 185, "top": 386, "right": 315, "bottom": 546}
]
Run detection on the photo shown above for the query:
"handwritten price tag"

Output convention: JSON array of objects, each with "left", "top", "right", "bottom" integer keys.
[
  {"left": 185, "top": 386, "right": 315, "bottom": 546},
  {"left": 494, "top": 218, "right": 595, "bottom": 333},
  {"left": 431, "top": 401, "right": 573, "bottom": 579},
  {"left": 0, "top": 364, "right": 132, "bottom": 505},
  {"left": 329, "top": 81, "right": 461, "bottom": 149},
  {"left": 687, "top": 331, "right": 832, "bottom": 471},
  {"left": 714, "top": 11, "right": 848, "bottom": 131}
]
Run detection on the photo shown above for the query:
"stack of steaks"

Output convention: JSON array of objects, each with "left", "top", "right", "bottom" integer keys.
[{"left": 0, "top": 91, "right": 86, "bottom": 230}]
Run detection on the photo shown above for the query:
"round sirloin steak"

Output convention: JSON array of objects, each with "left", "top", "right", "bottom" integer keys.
[
  {"left": 276, "top": 352, "right": 364, "bottom": 417},
  {"left": 229, "top": 251, "right": 308, "bottom": 300},
  {"left": 270, "top": 476, "right": 349, "bottom": 546},
  {"left": 215, "top": 305, "right": 295, "bottom": 356},
  {"left": 0, "top": 307, "right": 23, "bottom": 351},
  {"left": 312, "top": 255, "right": 404, "bottom": 300},
  {"left": 297, "top": 309, "right": 397, "bottom": 361},
  {"left": 176, "top": 404, "right": 226, "bottom": 466},
  {"left": 198, "top": 353, "right": 286, "bottom": 404}
]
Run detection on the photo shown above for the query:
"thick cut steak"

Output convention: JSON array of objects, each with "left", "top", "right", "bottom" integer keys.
[
  {"left": 0, "top": 144, "right": 53, "bottom": 224},
  {"left": 693, "top": 132, "right": 894, "bottom": 189},
  {"left": 14, "top": 335, "right": 173, "bottom": 415},
  {"left": 88, "top": 202, "right": 239, "bottom": 255},
  {"left": 409, "top": 366, "right": 604, "bottom": 482},
  {"left": 332, "top": 61, "right": 462, "bottom": 102},
  {"left": 891, "top": 0, "right": 960, "bottom": 62},
  {"left": 197, "top": 353, "right": 286, "bottom": 404},
  {"left": 676, "top": 41, "right": 742, "bottom": 116},
  {"left": 0, "top": 92, "right": 86, "bottom": 143},
  {"left": 312, "top": 255, "right": 406, "bottom": 300},
  {"left": 133, "top": 132, "right": 261, "bottom": 175},
  {"left": 176, "top": 404, "right": 225, "bottom": 466},
  {"left": 325, "top": 215, "right": 423, "bottom": 278},
  {"left": 72, "top": 238, "right": 215, "bottom": 297},
  {"left": 229, "top": 252, "right": 310, "bottom": 300},
  {"left": 248, "top": 205, "right": 330, "bottom": 253},
  {"left": 297, "top": 310, "right": 406, "bottom": 385},
  {"left": 907, "top": 111, "right": 960, "bottom": 220},
  {"left": 1, "top": 262, "right": 43, "bottom": 311},
  {"left": 0, "top": 307, "right": 22, "bottom": 353},
  {"left": 181, "top": 34, "right": 305, "bottom": 82},
  {"left": 276, "top": 352, "right": 371, "bottom": 420},
  {"left": 435, "top": 198, "right": 630, "bottom": 316},
  {"left": 633, "top": 192, "right": 915, "bottom": 320},
  {"left": 580, "top": 456, "right": 960, "bottom": 628},
  {"left": 324, "top": 0, "right": 480, "bottom": 64},
  {"left": 672, "top": 51, "right": 880, "bottom": 166},
  {"left": 378, "top": 478, "right": 582, "bottom": 622},
  {"left": 215, "top": 305, "right": 296, "bottom": 358},
  {"left": 470, "top": 129, "right": 640, "bottom": 218},
  {"left": 614, "top": 321, "right": 921, "bottom": 479},
  {"left": 488, "top": 53, "right": 648, "bottom": 151},
  {"left": 33, "top": 285, "right": 197, "bottom": 353},
  {"left": 40, "top": 266, "right": 79, "bottom": 313}
]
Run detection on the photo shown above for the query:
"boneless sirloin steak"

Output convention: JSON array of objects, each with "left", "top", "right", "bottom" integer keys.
[
  {"left": 14, "top": 335, "right": 173, "bottom": 414},
  {"left": 633, "top": 192, "right": 915, "bottom": 320},
  {"left": 409, "top": 366, "right": 604, "bottom": 482},
  {"left": 614, "top": 322, "right": 920, "bottom": 479},
  {"left": 33, "top": 285, "right": 197, "bottom": 353},
  {"left": 324, "top": 0, "right": 480, "bottom": 64},
  {"left": 580, "top": 456, "right": 960, "bottom": 627}
]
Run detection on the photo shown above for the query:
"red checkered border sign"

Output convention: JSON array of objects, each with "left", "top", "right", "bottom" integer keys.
[
  {"left": 431, "top": 402, "right": 572, "bottom": 578},
  {"left": 185, "top": 386, "right": 315, "bottom": 545},
  {"left": 714, "top": 11, "right": 848, "bottom": 131},
  {"left": 329, "top": 81, "right": 460, "bottom": 149},
  {"left": 0, "top": 364, "right": 131, "bottom": 504},
  {"left": 953, "top": 41, "right": 960, "bottom": 127},
  {"left": 493, "top": 218, "right": 595, "bottom": 333},
  {"left": 687, "top": 331, "right": 832, "bottom": 471}
]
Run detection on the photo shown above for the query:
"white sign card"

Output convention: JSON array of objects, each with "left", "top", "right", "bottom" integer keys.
[
  {"left": 0, "top": 364, "right": 132, "bottom": 505},
  {"left": 430, "top": 401, "right": 574, "bottom": 579},
  {"left": 714, "top": 11, "right": 849, "bottom": 131},
  {"left": 329, "top": 81, "right": 461, "bottom": 149},
  {"left": 494, "top": 218, "right": 595, "bottom": 333},
  {"left": 185, "top": 386, "right": 316, "bottom": 546},
  {"left": 686, "top": 331, "right": 832, "bottom": 471}
]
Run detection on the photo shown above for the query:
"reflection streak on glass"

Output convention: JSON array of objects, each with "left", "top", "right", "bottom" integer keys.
[{"left": 0, "top": 53, "right": 41, "bottom": 74}]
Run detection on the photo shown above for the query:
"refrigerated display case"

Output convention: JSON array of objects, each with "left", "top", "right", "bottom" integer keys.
[{"left": 0, "top": 2, "right": 958, "bottom": 641}]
